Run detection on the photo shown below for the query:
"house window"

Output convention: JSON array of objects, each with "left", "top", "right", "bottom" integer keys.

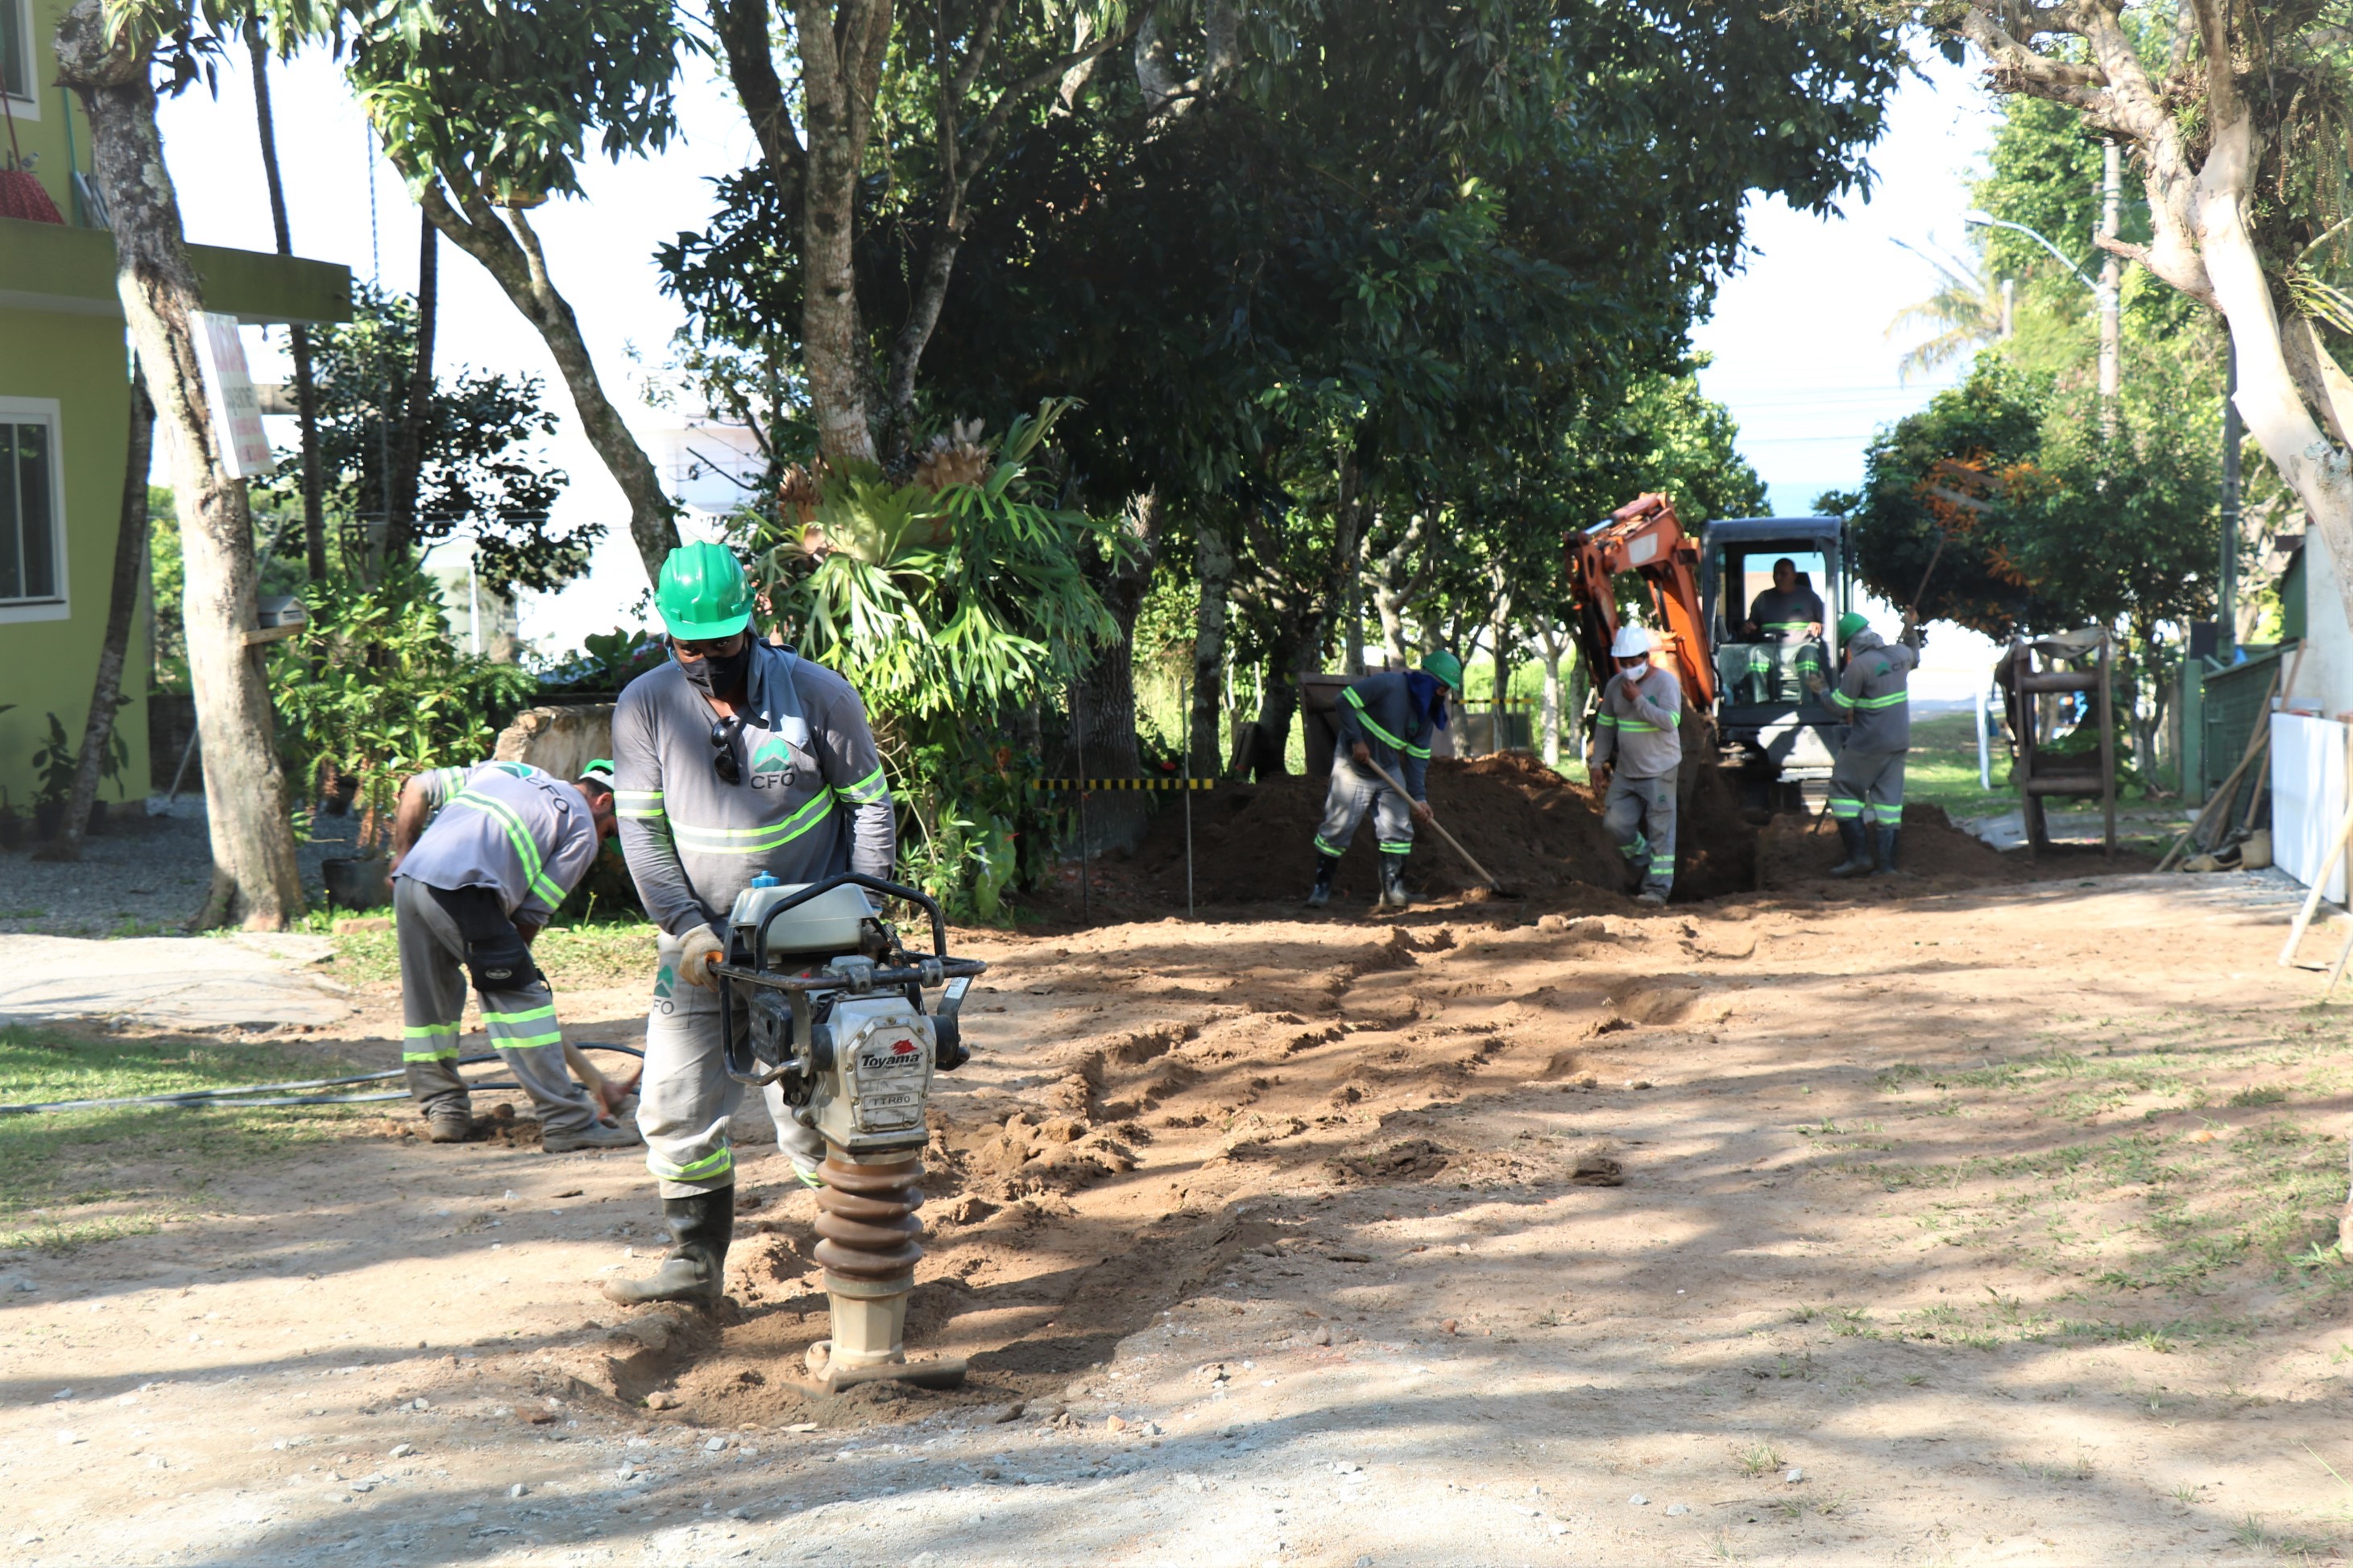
[
  {"left": 0, "top": 401, "right": 64, "bottom": 609},
  {"left": 0, "top": 0, "right": 32, "bottom": 105}
]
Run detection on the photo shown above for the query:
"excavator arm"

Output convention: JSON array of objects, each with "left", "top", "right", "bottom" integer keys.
[{"left": 1564, "top": 492, "right": 1717, "bottom": 711}]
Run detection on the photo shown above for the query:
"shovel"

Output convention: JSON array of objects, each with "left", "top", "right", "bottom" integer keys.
[{"left": 1356, "top": 754, "right": 1510, "bottom": 895}]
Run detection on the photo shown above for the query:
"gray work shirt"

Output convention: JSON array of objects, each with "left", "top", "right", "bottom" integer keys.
[
  {"left": 391, "top": 761, "right": 598, "bottom": 925},
  {"left": 1593, "top": 664, "right": 1684, "bottom": 780},
  {"left": 612, "top": 643, "right": 895, "bottom": 938},
  {"left": 1825, "top": 629, "right": 1916, "bottom": 753},
  {"left": 1746, "top": 584, "right": 1825, "bottom": 643}
]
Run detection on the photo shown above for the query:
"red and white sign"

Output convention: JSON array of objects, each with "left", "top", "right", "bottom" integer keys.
[{"left": 188, "top": 310, "right": 274, "bottom": 479}]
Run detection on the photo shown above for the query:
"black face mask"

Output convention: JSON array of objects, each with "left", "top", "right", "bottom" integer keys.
[{"left": 680, "top": 639, "right": 753, "bottom": 699}]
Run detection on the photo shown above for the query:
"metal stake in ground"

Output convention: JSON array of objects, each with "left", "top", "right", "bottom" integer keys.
[
  {"left": 1357, "top": 754, "right": 1506, "bottom": 894},
  {"left": 1183, "top": 665, "right": 1195, "bottom": 919},
  {"left": 1072, "top": 674, "right": 1090, "bottom": 917}
]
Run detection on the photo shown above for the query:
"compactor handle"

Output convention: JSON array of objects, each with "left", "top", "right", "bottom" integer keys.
[{"left": 749, "top": 872, "right": 948, "bottom": 973}]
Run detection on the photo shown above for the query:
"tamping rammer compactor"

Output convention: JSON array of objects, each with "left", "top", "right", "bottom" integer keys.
[{"left": 712, "top": 872, "right": 985, "bottom": 1392}]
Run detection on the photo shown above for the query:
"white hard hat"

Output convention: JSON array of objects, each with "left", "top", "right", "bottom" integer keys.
[{"left": 1609, "top": 624, "right": 1654, "bottom": 658}]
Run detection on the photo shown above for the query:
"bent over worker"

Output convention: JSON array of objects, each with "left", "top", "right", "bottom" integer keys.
[
  {"left": 1592, "top": 624, "right": 1682, "bottom": 906},
  {"left": 606, "top": 541, "right": 895, "bottom": 1308},
  {"left": 387, "top": 760, "right": 640, "bottom": 1152},
  {"left": 1303, "top": 651, "right": 1464, "bottom": 911},
  {"left": 1811, "top": 610, "right": 1916, "bottom": 877}
]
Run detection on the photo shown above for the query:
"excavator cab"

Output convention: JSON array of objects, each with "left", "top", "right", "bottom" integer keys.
[{"left": 1702, "top": 516, "right": 1850, "bottom": 801}]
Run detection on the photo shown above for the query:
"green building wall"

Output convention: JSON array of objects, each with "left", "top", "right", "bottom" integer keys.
[{"left": 0, "top": 304, "right": 143, "bottom": 812}]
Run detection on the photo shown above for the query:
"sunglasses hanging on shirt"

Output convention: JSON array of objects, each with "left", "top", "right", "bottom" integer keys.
[{"left": 710, "top": 715, "right": 744, "bottom": 785}]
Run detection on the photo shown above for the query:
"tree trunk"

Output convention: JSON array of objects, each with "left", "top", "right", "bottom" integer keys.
[
  {"left": 1188, "top": 518, "right": 1233, "bottom": 776},
  {"left": 383, "top": 211, "right": 437, "bottom": 560},
  {"left": 1485, "top": 558, "right": 1513, "bottom": 755},
  {"left": 1063, "top": 493, "right": 1163, "bottom": 852},
  {"left": 35, "top": 370, "right": 154, "bottom": 863},
  {"left": 411, "top": 180, "right": 676, "bottom": 586},
  {"left": 1535, "top": 610, "right": 1567, "bottom": 769},
  {"left": 1369, "top": 512, "right": 1431, "bottom": 669},
  {"left": 57, "top": 0, "right": 304, "bottom": 928},
  {"left": 245, "top": 21, "right": 326, "bottom": 583},
  {"left": 795, "top": 0, "right": 891, "bottom": 465}
]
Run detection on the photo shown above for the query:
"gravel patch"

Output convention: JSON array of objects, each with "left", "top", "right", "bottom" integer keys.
[{"left": 0, "top": 796, "right": 366, "bottom": 936}]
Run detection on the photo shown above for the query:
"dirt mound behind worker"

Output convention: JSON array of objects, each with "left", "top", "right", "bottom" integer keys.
[{"left": 1133, "top": 755, "right": 1753, "bottom": 905}]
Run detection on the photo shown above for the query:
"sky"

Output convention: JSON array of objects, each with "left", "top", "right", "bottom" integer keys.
[{"left": 151, "top": 39, "right": 2009, "bottom": 693}]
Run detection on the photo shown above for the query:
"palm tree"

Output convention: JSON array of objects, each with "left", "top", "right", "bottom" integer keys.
[{"left": 1886, "top": 238, "right": 2011, "bottom": 382}]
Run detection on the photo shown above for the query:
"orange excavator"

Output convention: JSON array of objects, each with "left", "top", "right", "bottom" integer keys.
[
  {"left": 1567, "top": 492, "right": 1851, "bottom": 809},
  {"left": 1565, "top": 493, "right": 1717, "bottom": 718}
]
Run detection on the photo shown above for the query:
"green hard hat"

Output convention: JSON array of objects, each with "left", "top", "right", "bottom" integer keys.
[
  {"left": 1421, "top": 650, "right": 1465, "bottom": 692},
  {"left": 657, "top": 541, "right": 752, "bottom": 640},
  {"left": 1836, "top": 610, "right": 1870, "bottom": 644}
]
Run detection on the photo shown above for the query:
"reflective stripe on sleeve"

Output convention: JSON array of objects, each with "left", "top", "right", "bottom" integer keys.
[
  {"left": 837, "top": 765, "right": 890, "bottom": 806},
  {"left": 612, "top": 788, "right": 665, "bottom": 821}
]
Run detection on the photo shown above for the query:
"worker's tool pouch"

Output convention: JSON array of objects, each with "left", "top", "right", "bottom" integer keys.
[{"left": 429, "top": 884, "right": 543, "bottom": 995}]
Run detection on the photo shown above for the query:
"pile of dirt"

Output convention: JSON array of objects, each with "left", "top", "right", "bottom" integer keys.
[
  {"left": 1757, "top": 800, "right": 2124, "bottom": 885},
  {"left": 1129, "top": 753, "right": 1757, "bottom": 906}
]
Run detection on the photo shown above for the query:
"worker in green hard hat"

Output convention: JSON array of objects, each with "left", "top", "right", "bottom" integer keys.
[
  {"left": 1808, "top": 610, "right": 1916, "bottom": 878},
  {"left": 1304, "top": 649, "right": 1463, "bottom": 911},
  {"left": 605, "top": 540, "right": 898, "bottom": 1308}
]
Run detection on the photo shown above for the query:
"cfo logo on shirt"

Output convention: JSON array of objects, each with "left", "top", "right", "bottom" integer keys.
[{"left": 748, "top": 734, "right": 796, "bottom": 789}]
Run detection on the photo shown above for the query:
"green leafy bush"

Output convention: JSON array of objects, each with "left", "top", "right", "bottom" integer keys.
[{"left": 271, "top": 567, "right": 536, "bottom": 850}]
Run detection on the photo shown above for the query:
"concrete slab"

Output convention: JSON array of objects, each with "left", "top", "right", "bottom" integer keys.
[{"left": 0, "top": 934, "right": 355, "bottom": 1032}]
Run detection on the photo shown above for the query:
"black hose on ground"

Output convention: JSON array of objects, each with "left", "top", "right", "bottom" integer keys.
[{"left": 0, "top": 1045, "right": 644, "bottom": 1117}]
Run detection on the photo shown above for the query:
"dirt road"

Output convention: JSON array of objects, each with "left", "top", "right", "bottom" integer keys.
[{"left": 3, "top": 859, "right": 2351, "bottom": 1565}]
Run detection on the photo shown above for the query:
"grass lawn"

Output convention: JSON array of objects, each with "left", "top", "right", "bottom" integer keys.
[
  {"left": 0, "top": 1026, "right": 371, "bottom": 1252},
  {"left": 319, "top": 915, "right": 658, "bottom": 988}
]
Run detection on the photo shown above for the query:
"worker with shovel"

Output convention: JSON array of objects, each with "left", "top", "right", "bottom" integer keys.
[
  {"left": 1303, "top": 651, "right": 1464, "bottom": 910},
  {"left": 606, "top": 541, "right": 897, "bottom": 1309},
  {"left": 1592, "top": 624, "right": 1682, "bottom": 906},
  {"left": 1810, "top": 610, "right": 1916, "bottom": 877},
  {"left": 387, "top": 760, "right": 643, "bottom": 1152}
]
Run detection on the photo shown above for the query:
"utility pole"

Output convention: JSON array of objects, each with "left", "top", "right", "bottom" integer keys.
[
  {"left": 2098, "top": 140, "right": 2122, "bottom": 434},
  {"left": 2221, "top": 341, "right": 2241, "bottom": 650}
]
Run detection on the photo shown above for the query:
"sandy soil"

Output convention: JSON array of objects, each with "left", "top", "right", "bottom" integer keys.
[{"left": 2, "top": 844, "right": 2349, "bottom": 1565}]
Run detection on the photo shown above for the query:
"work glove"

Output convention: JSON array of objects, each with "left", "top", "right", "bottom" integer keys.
[{"left": 676, "top": 921, "right": 726, "bottom": 988}]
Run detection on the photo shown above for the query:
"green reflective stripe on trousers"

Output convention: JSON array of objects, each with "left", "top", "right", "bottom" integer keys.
[
  {"left": 1342, "top": 688, "right": 1407, "bottom": 751},
  {"left": 1617, "top": 835, "right": 1650, "bottom": 860},
  {"left": 404, "top": 1022, "right": 459, "bottom": 1039},
  {"left": 489, "top": 1029, "right": 564, "bottom": 1049},
  {"left": 669, "top": 789, "right": 838, "bottom": 854},
  {"left": 478, "top": 1003, "right": 557, "bottom": 1026},
  {"left": 402, "top": 1046, "right": 461, "bottom": 1062},
  {"left": 838, "top": 765, "right": 889, "bottom": 805},
  {"left": 1377, "top": 841, "right": 1412, "bottom": 854},
  {"left": 648, "top": 1146, "right": 734, "bottom": 1183},
  {"left": 451, "top": 789, "right": 567, "bottom": 908},
  {"left": 1314, "top": 836, "right": 1346, "bottom": 857},
  {"left": 1828, "top": 796, "right": 1864, "bottom": 819}
]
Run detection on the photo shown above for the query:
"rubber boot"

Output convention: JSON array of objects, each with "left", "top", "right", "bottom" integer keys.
[
  {"left": 1828, "top": 817, "right": 1874, "bottom": 879},
  {"left": 1870, "top": 825, "right": 1900, "bottom": 877},
  {"left": 1378, "top": 853, "right": 1414, "bottom": 909},
  {"left": 602, "top": 1187, "right": 734, "bottom": 1307},
  {"left": 1303, "top": 853, "right": 1341, "bottom": 908}
]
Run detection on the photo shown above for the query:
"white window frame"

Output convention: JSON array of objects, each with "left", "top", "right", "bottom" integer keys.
[
  {"left": 0, "top": 396, "right": 68, "bottom": 625},
  {"left": 0, "top": 0, "right": 39, "bottom": 116}
]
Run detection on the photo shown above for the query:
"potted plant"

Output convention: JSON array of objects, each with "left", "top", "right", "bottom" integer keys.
[{"left": 29, "top": 714, "right": 76, "bottom": 841}]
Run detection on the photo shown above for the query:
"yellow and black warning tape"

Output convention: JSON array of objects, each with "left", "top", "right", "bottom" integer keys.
[{"left": 1030, "top": 777, "right": 1218, "bottom": 792}]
